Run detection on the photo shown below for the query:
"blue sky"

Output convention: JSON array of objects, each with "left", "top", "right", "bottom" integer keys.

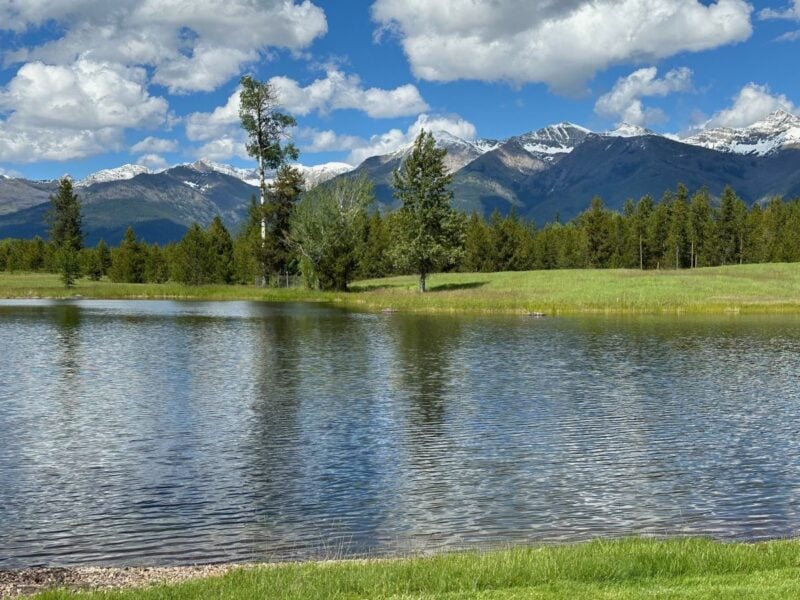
[{"left": 0, "top": 0, "right": 799, "bottom": 180}]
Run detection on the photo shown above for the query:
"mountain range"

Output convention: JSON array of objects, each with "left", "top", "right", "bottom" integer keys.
[{"left": 1, "top": 110, "right": 799, "bottom": 243}]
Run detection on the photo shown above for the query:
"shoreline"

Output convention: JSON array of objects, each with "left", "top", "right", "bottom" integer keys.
[
  {"left": 4, "top": 263, "right": 800, "bottom": 315},
  {"left": 0, "top": 564, "right": 244, "bottom": 599},
  {"left": 3, "top": 538, "right": 800, "bottom": 599}
]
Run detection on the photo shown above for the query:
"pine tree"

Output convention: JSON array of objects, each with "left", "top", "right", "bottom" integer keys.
[
  {"left": 239, "top": 75, "right": 297, "bottom": 283},
  {"left": 688, "top": 189, "right": 713, "bottom": 267},
  {"left": 109, "top": 227, "right": 146, "bottom": 283},
  {"left": 48, "top": 177, "right": 83, "bottom": 287},
  {"left": 583, "top": 196, "right": 611, "bottom": 268},
  {"left": 390, "top": 130, "right": 464, "bottom": 292},
  {"left": 262, "top": 165, "right": 303, "bottom": 283},
  {"left": 634, "top": 195, "right": 653, "bottom": 269},
  {"left": 173, "top": 224, "right": 213, "bottom": 285},
  {"left": 666, "top": 184, "right": 690, "bottom": 269},
  {"left": 207, "top": 217, "right": 234, "bottom": 284}
]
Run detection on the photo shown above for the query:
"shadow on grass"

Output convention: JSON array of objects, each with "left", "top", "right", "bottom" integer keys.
[
  {"left": 349, "top": 283, "right": 410, "bottom": 293},
  {"left": 350, "top": 281, "right": 489, "bottom": 293},
  {"left": 429, "top": 281, "right": 488, "bottom": 292}
]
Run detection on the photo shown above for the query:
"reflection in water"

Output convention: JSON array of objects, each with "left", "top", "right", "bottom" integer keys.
[{"left": 1, "top": 301, "right": 800, "bottom": 568}]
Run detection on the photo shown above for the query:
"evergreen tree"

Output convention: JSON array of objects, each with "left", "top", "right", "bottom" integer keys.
[
  {"left": 207, "top": 217, "right": 234, "bottom": 284},
  {"left": 48, "top": 177, "right": 83, "bottom": 287},
  {"left": 96, "top": 239, "right": 111, "bottom": 275},
  {"left": 717, "top": 186, "right": 747, "bottom": 265},
  {"left": 666, "top": 184, "right": 690, "bottom": 269},
  {"left": 261, "top": 165, "right": 303, "bottom": 283},
  {"left": 358, "top": 212, "right": 393, "bottom": 279},
  {"left": 634, "top": 196, "right": 654, "bottom": 269},
  {"left": 173, "top": 224, "right": 213, "bottom": 285},
  {"left": 391, "top": 130, "right": 464, "bottom": 292},
  {"left": 239, "top": 74, "right": 298, "bottom": 282},
  {"left": 462, "top": 213, "right": 493, "bottom": 272},
  {"left": 583, "top": 196, "right": 611, "bottom": 268},
  {"left": 109, "top": 227, "right": 146, "bottom": 283},
  {"left": 688, "top": 189, "right": 713, "bottom": 267}
]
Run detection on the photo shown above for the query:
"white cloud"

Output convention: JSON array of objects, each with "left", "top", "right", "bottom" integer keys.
[
  {"left": 0, "top": 58, "right": 169, "bottom": 162},
  {"left": 184, "top": 88, "right": 242, "bottom": 143},
  {"left": 1, "top": 0, "right": 328, "bottom": 94},
  {"left": 270, "top": 69, "right": 428, "bottom": 118},
  {"left": 706, "top": 83, "right": 797, "bottom": 128},
  {"left": 595, "top": 67, "right": 694, "bottom": 126},
  {"left": 131, "top": 136, "right": 179, "bottom": 154},
  {"left": 195, "top": 136, "right": 250, "bottom": 162},
  {"left": 776, "top": 29, "right": 800, "bottom": 40},
  {"left": 759, "top": 1, "right": 800, "bottom": 19},
  {"left": 136, "top": 153, "right": 169, "bottom": 170},
  {"left": 371, "top": 0, "right": 752, "bottom": 91},
  {"left": 306, "top": 113, "right": 478, "bottom": 165},
  {"left": 298, "top": 128, "right": 365, "bottom": 153}
]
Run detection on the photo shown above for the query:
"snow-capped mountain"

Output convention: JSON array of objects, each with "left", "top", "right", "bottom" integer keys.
[
  {"left": 605, "top": 123, "right": 656, "bottom": 138},
  {"left": 682, "top": 110, "right": 800, "bottom": 156},
  {"left": 295, "top": 162, "right": 354, "bottom": 188},
  {"left": 510, "top": 123, "right": 592, "bottom": 161},
  {"left": 76, "top": 164, "right": 150, "bottom": 187},
  {"left": 188, "top": 158, "right": 352, "bottom": 189},
  {"left": 188, "top": 159, "right": 259, "bottom": 185}
]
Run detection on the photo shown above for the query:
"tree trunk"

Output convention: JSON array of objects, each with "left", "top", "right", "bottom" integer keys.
[
  {"left": 419, "top": 273, "right": 427, "bottom": 293},
  {"left": 675, "top": 245, "right": 679, "bottom": 270},
  {"left": 258, "top": 155, "right": 267, "bottom": 242},
  {"left": 690, "top": 240, "right": 694, "bottom": 269},
  {"left": 639, "top": 235, "right": 643, "bottom": 270},
  {"left": 258, "top": 155, "right": 267, "bottom": 286}
]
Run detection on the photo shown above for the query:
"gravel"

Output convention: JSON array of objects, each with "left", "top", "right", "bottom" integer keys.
[{"left": 0, "top": 564, "right": 245, "bottom": 598}]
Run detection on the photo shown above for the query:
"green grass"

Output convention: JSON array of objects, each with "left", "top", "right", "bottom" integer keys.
[
  {"left": 32, "top": 538, "right": 800, "bottom": 599},
  {"left": 3, "top": 263, "right": 800, "bottom": 314}
]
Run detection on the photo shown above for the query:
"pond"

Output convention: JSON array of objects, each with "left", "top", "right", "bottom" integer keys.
[{"left": 1, "top": 300, "right": 799, "bottom": 568}]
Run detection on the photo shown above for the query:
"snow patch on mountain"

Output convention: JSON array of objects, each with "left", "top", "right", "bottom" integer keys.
[
  {"left": 77, "top": 164, "right": 150, "bottom": 187},
  {"left": 605, "top": 123, "right": 656, "bottom": 138},
  {"left": 682, "top": 110, "right": 800, "bottom": 156},
  {"left": 510, "top": 123, "right": 592, "bottom": 161}
]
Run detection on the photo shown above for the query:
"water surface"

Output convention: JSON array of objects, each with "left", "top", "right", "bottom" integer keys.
[{"left": 1, "top": 300, "right": 799, "bottom": 568}]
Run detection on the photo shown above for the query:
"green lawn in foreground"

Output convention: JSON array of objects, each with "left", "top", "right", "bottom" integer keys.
[
  {"left": 33, "top": 538, "right": 800, "bottom": 599},
  {"left": 3, "top": 263, "right": 800, "bottom": 314}
]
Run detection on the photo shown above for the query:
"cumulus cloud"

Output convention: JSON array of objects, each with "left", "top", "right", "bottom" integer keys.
[
  {"left": 1, "top": 0, "right": 328, "bottom": 94},
  {"left": 136, "top": 153, "right": 169, "bottom": 170},
  {"left": 130, "top": 136, "right": 179, "bottom": 154},
  {"left": 759, "top": 0, "right": 800, "bottom": 19},
  {"left": 371, "top": 0, "right": 752, "bottom": 91},
  {"left": 296, "top": 114, "right": 478, "bottom": 165},
  {"left": 595, "top": 67, "right": 694, "bottom": 126},
  {"left": 270, "top": 69, "right": 428, "bottom": 118},
  {"left": 184, "top": 88, "right": 242, "bottom": 143},
  {"left": 194, "top": 136, "right": 250, "bottom": 162},
  {"left": 706, "top": 83, "right": 797, "bottom": 128},
  {"left": 0, "top": 58, "right": 169, "bottom": 162}
]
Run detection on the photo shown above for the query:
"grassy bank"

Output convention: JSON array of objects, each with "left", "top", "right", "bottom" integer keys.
[
  {"left": 27, "top": 538, "right": 800, "bottom": 599},
  {"left": 2, "top": 263, "right": 800, "bottom": 314}
]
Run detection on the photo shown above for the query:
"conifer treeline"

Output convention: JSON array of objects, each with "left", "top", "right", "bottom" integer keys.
[{"left": 3, "top": 183, "right": 800, "bottom": 283}]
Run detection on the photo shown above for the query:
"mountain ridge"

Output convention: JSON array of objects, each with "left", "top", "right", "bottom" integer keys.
[{"left": 2, "top": 110, "right": 799, "bottom": 243}]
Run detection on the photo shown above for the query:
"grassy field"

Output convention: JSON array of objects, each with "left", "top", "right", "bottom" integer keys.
[
  {"left": 2, "top": 263, "right": 800, "bottom": 314},
  {"left": 30, "top": 538, "right": 800, "bottom": 599}
]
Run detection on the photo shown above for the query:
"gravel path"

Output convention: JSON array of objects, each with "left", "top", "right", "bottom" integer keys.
[{"left": 0, "top": 564, "right": 246, "bottom": 598}]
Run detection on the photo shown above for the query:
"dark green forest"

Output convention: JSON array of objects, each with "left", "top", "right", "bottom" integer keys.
[{"left": 3, "top": 179, "right": 800, "bottom": 290}]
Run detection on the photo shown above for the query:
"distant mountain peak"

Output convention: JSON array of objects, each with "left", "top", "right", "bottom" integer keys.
[
  {"left": 682, "top": 109, "right": 800, "bottom": 156},
  {"left": 76, "top": 164, "right": 150, "bottom": 187},
  {"left": 510, "top": 122, "right": 593, "bottom": 162},
  {"left": 605, "top": 123, "right": 655, "bottom": 138}
]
